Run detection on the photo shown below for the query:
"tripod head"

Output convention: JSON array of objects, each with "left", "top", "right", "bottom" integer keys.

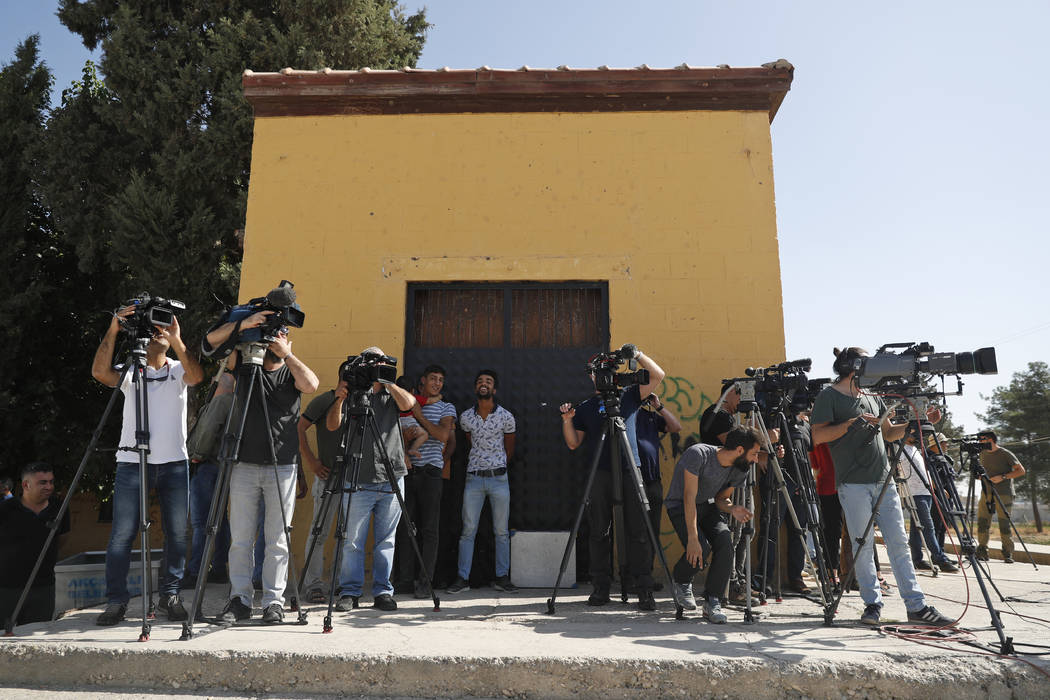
[
  {"left": 129, "top": 336, "right": 151, "bottom": 367},
  {"left": 237, "top": 342, "right": 269, "bottom": 367}
]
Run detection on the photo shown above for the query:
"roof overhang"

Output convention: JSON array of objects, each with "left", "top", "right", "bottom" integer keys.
[{"left": 242, "top": 61, "right": 794, "bottom": 122}]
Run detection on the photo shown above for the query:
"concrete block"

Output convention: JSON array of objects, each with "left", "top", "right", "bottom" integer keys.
[
  {"left": 54, "top": 550, "right": 161, "bottom": 615},
  {"left": 510, "top": 531, "right": 575, "bottom": 588}
]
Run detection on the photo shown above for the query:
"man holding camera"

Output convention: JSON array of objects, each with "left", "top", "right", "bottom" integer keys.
[
  {"left": 203, "top": 310, "right": 319, "bottom": 624},
  {"left": 326, "top": 348, "right": 418, "bottom": 611},
  {"left": 975, "top": 430, "right": 1025, "bottom": 563},
  {"left": 665, "top": 427, "right": 761, "bottom": 622},
  {"left": 91, "top": 305, "right": 204, "bottom": 626},
  {"left": 811, "top": 347, "right": 953, "bottom": 627},
  {"left": 559, "top": 344, "right": 665, "bottom": 610}
]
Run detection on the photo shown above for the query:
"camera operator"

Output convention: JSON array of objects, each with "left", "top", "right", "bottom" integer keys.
[
  {"left": 326, "top": 348, "right": 418, "bottom": 612},
  {"left": 811, "top": 347, "right": 952, "bottom": 627},
  {"left": 636, "top": 394, "right": 682, "bottom": 565},
  {"left": 91, "top": 304, "right": 204, "bottom": 626},
  {"left": 975, "top": 430, "right": 1025, "bottom": 563},
  {"left": 559, "top": 346, "right": 665, "bottom": 610},
  {"left": 202, "top": 310, "right": 319, "bottom": 624},
  {"left": 664, "top": 427, "right": 761, "bottom": 623},
  {"left": 700, "top": 385, "right": 740, "bottom": 446},
  {"left": 0, "top": 463, "right": 69, "bottom": 625},
  {"left": 897, "top": 427, "right": 957, "bottom": 573}
]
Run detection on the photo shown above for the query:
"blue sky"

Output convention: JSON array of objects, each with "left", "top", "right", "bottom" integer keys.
[{"left": 4, "top": 1, "right": 1048, "bottom": 432}]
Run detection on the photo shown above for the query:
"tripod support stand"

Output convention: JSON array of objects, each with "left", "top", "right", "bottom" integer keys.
[
  {"left": 546, "top": 391, "right": 684, "bottom": 619},
  {"left": 181, "top": 343, "right": 308, "bottom": 640},
  {"left": 300, "top": 388, "right": 440, "bottom": 634}
]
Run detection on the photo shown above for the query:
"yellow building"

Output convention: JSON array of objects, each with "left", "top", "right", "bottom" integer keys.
[{"left": 237, "top": 62, "right": 794, "bottom": 578}]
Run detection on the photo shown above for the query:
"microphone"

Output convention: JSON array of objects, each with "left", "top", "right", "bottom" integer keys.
[{"left": 266, "top": 284, "right": 297, "bottom": 308}]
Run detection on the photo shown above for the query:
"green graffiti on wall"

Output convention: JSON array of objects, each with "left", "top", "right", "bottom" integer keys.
[{"left": 657, "top": 376, "right": 715, "bottom": 457}]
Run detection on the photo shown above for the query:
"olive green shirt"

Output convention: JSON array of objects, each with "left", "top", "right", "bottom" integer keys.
[
  {"left": 979, "top": 447, "right": 1020, "bottom": 498},
  {"left": 810, "top": 386, "right": 889, "bottom": 486}
]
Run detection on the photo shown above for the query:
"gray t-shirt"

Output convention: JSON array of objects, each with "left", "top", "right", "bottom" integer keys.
[
  {"left": 810, "top": 386, "right": 888, "bottom": 485},
  {"left": 979, "top": 447, "right": 1020, "bottom": 498},
  {"left": 664, "top": 443, "right": 745, "bottom": 512}
]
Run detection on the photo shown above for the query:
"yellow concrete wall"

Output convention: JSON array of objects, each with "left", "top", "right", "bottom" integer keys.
[{"left": 241, "top": 109, "right": 787, "bottom": 563}]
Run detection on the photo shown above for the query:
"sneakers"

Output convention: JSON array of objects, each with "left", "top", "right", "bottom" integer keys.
[
  {"left": 446, "top": 577, "right": 469, "bottom": 594},
  {"left": 493, "top": 576, "right": 518, "bottom": 593},
  {"left": 914, "top": 560, "right": 933, "bottom": 571},
  {"left": 261, "top": 602, "right": 284, "bottom": 624},
  {"left": 373, "top": 594, "right": 397, "bottom": 611},
  {"left": 907, "top": 605, "right": 954, "bottom": 627},
  {"left": 975, "top": 546, "right": 990, "bottom": 561},
  {"left": 935, "top": 559, "right": 959, "bottom": 573},
  {"left": 413, "top": 580, "right": 431, "bottom": 599},
  {"left": 702, "top": 597, "right": 727, "bottom": 624},
  {"left": 95, "top": 603, "right": 127, "bottom": 626},
  {"left": 157, "top": 593, "right": 188, "bottom": 621},
  {"left": 637, "top": 590, "right": 656, "bottom": 611},
  {"left": 1003, "top": 554, "right": 1015, "bottom": 564},
  {"left": 861, "top": 603, "right": 882, "bottom": 626},
  {"left": 786, "top": 578, "right": 810, "bottom": 595},
  {"left": 220, "top": 597, "right": 252, "bottom": 623},
  {"left": 307, "top": 588, "right": 327, "bottom": 604},
  {"left": 587, "top": 586, "right": 610, "bottom": 606},
  {"left": 335, "top": 595, "right": 360, "bottom": 612},
  {"left": 674, "top": 582, "right": 697, "bottom": 610}
]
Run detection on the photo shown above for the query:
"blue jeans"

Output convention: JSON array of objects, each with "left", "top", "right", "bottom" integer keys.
[
  {"left": 187, "top": 462, "right": 230, "bottom": 578},
  {"left": 106, "top": 461, "right": 189, "bottom": 604},
  {"left": 838, "top": 481, "right": 925, "bottom": 612},
  {"left": 458, "top": 473, "right": 511, "bottom": 579},
  {"left": 909, "top": 494, "right": 948, "bottom": 564},
  {"left": 338, "top": 480, "right": 403, "bottom": 598}
]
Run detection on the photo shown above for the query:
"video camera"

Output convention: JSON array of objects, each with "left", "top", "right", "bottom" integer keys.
[
  {"left": 340, "top": 352, "right": 398, "bottom": 392},
  {"left": 956, "top": 434, "right": 993, "bottom": 457},
  {"left": 724, "top": 358, "right": 812, "bottom": 414},
  {"left": 223, "top": 280, "right": 305, "bottom": 344},
  {"left": 118, "top": 292, "right": 186, "bottom": 340},
  {"left": 852, "top": 342, "right": 997, "bottom": 390},
  {"left": 586, "top": 344, "right": 649, "bottom": 394}
]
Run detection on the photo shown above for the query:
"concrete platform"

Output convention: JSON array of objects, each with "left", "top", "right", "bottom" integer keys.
[{"left": 2, "top": 545, "right": 1049, "bottom": 699}]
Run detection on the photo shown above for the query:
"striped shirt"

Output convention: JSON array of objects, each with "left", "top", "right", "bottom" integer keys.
[{"left": 410, "top": 400, "right": 457, "bottom": 467}]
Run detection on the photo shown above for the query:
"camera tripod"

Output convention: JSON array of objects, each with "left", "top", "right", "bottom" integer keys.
[
  {"left": 742, "top": 405, "right": 835, "bottom": 618},
  {"left": 546, "top": 391, "right": 684, "bottom": 618},
  {"left": 891, "top": 449, "right": 939, "bottom": 577},
  {"left": 5, "top": 337, "right": 159, "bottom": 641},
  {"left": 963, "top": 454, "right": 1036, "bottom": 568},
  {"left": 299, "top": 387, "right": 440, "bottom": 633},
  {"left": 181, "top": 342, "right": 308, "bottom": 640},
  {"left": 727, "top": 457, "right": 759, "bottom": 623}
]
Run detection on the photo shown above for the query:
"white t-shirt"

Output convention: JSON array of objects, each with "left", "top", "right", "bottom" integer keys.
[
  {"left": 897, "top": 443, "right": 930, "bottom": 497},
  {"left": 115, "top": 359, "right": 190, "bottom": 464}
]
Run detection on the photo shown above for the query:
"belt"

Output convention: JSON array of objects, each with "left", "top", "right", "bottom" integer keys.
[{"left": 470, "top": 467, "right": 507, "bottom": 478}]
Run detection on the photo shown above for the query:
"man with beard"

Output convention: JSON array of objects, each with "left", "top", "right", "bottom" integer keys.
[
  {"left": 446, "top": 370, "right": 517, "bottom": 594},
  {"left": 663, "top": 427, "right": 761, "bottom": 623}
]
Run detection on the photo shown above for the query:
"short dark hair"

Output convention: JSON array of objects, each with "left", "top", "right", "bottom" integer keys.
[
  {"left": 423, "top": 364, "right": 446, "bottom": 378},
  {"left": 977, "top": 430, "right": 998, "bottom": 443},
  {"left": 0, "top": 477, "right": 13, "bottom": 492},
  {"left": 475, "top": 369, "right": 498, "bottom": 388},
  {"left": 724, "top": 426, "right": 762, "bottom": 451},
  {"left": 20, "top": 462, "right": 53, "bottom": 483}
]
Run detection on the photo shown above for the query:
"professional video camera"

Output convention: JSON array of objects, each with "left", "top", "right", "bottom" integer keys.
[
  {"left": 118, "top": 292, "right": 186, "bottom": 340},
  {"left": 586, "top": 344, "right": 649, "bottom": 394},
  {"left": 956, "top": 434, "right": 992, "bottom": 457},
  {"left": 852, "top": 342, "right": 997, "bottom": 390},
  {"left": 340, "top": 352, "right": 397, "bottom": 392},
  {"left": 791, "top": 377, "right": 831, "bottom": 413},
  {"left": 724, "top": 358, "right": 812, "bottom": 413},
  {"left": 224, "top": 280, "right": 306, "bottom": 344}
]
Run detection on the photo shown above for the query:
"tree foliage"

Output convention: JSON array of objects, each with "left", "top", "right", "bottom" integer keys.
[
  {"left": 3, "top": 2, "right": 427, "bottom": 498},
  {"left": 978, "top": 361, "right": 1050, "bottom": 523}
]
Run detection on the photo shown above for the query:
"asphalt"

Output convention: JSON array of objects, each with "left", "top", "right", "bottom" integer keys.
[{"left": 2, "top": 542, "right": 1050, "bottom": 699}]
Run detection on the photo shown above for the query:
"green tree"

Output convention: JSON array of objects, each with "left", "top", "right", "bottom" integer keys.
[{"left": 978, "top": 361, "right": 1050, "bottom": 531}]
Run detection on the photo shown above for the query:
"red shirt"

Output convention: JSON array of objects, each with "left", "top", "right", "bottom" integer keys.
[{"left": 810, "top": 443, "right": 837, "bottom": 496}]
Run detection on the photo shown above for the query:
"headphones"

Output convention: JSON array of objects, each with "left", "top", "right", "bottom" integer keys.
[{"left": 832, "top": 347, "right": 858, "bottom": 377}]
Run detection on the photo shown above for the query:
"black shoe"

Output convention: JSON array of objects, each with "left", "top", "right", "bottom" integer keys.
[
  {"left": 637, "top": 590, "right": 656, "bottom": 611},
  {"left": 1002, "top": 554, "right": 1015, "bottom": 564},
  {"left": 95, "top": 603, "right": 127, "bottom": 626},
  {"left": 907, "top": 605, "right": 954, "bottom": 627},
  {"left": 861, "top": 603, "right": 882, "bottom": 626},
  {"left": 493, "top": 576, "right": 518, "bottom": 593},
  {"left": 413, "top": 580, "right": 431, "bottom": 599},
  {"left": 587, "top": 587, "right": 610, "bottom": 606},
  {"left": 179, "top": 574, "right": 198, "bottom": 590},
  {"left": 914, "top": 560, "right": 933, "bottom": 571},
  {"left": 261, "top": 602, "right": 284, "bottom": 624},
  {"left": 335, "top": 595, "right": 360, "bottom": 612},
  {"left": 220, "top": 597, "right": 252, "bottom": 623},
  {"left": 975, "top": 547, "right": 990, "bottom": 561},
  {"left": 157, "top": 593, "right": 188, "bottom": 621},
  {"left": 786, "top": 578, "right": 810, "bottom": 595},
  {"left": 935, "top": 559, "right": 958, "bottom": 573},
  {"left": 446, "top": 577, "right": 469, "bottom": 594},
  {"left": 373, "top": 594, "right": 397, "bottom": 611}
]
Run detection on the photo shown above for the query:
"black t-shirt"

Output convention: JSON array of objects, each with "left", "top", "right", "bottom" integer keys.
[
  {"left": 635, "top": 408, "right": 667, "bottom": 483},
  {"left": 335, "top": 391, "right": 407, "bottom": 486},
  {"left": 699, "top": 405, "right": 735, "bottom": 446},
  {"left": 0, "top": 498, "right": 70, "bottom": 588},
  {"left": 237, "top": 363, "right": 301, "bottom": 465},
  {"left": 571, "top": 384, "right": 643, "bottom": 472},
  {"left": 302, "top": 390, "right": 340, "bottom": 469}
]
